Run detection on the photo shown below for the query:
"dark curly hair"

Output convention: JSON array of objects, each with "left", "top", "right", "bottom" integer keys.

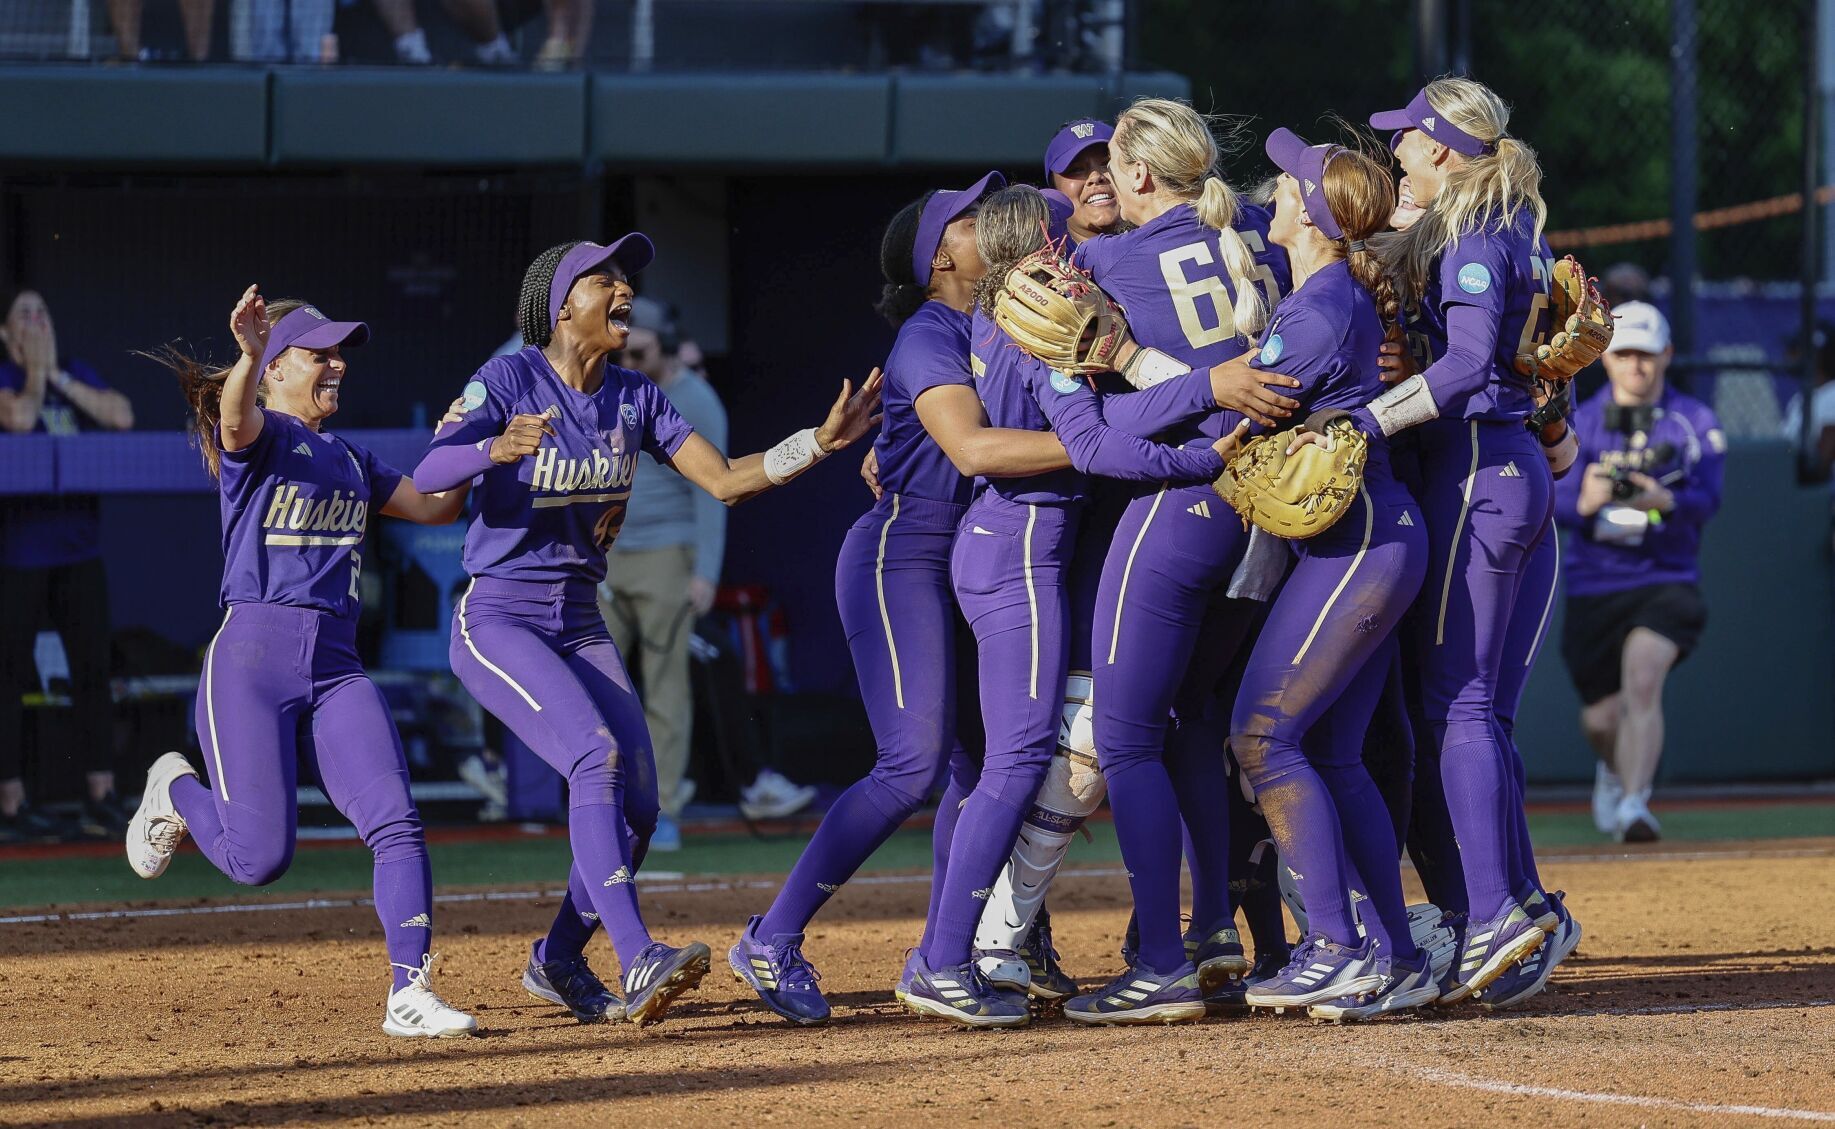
[
  {"left": 873, "top": 192, "right": 935, "bottom": 329},
  {"left": 517, "top": 241, "right": 583, "bottom": 348}
]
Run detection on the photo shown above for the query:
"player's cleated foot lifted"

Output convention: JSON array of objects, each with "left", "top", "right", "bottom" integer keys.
[
  {"left": 729, "top": 915, "right": 829, "bottom": 1025},
  {"left": 1440, "top": 903, "right": 1545, "bottom": 1005},
  {"left": 1307, "top": 950, "right": 1439, "bottom": 1022},
  {"left": 522, "top": 941, "right": 626, "bottom": 1023},
  {"left": 1016, "top": 911, "right": 1077, "bottom": 1000},
  {"left": 1065, "top": 961, "right": 1207, "bottom": 1026},
  {"left": 1206, "top": 946, "right": 1289, "bottom": 1013},
  {"left": 126, "top": 751, "right": 199, "bottom": 879},
  {"left": 1244, "top": 936, "right": 1385, "bottom": 1011},
  {"left": 384, "top": 955, "right": 478, "bottom": 1038},
  {"left": 1480, "top": 897, "right": 1582, "bottom": 1011},
  {"left": 899, "top": 954, "right": 1030, "bottom": 1028},
  {"left": 622, "top": 940, "right": 711, "bottom": 1027},
  {"left": 1186, "top": 922, "right": 1252, "bottom": 996}
]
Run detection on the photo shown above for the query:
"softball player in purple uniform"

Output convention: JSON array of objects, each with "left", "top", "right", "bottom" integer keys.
[
  {"left": 127, "top": 287, "right": 476, "bottom": 1038},
  {"left": 901, "top": 185, "right": 1241, "bottom": 1027},
  {"left": 1075, "top": 98, "right": 1296, "bottom": 1009},
  {"left": 1355, "top": 77, "right": 1563, "bottom": 1000},
  {"left": 414, "top": 237, "right": 880, "bottom": 1027}
]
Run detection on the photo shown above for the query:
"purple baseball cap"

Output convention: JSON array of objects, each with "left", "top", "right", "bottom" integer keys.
[
  {"left": 549, "top": 234, "right": 656, "bottom": 328},
  {"left": 1041, "top": 188, "right": 1075, "bottom": 244},
  {"left": 258, "top": 305, "right": 369, "bottom": 374},
  {"left": 1043, "top": 119, "right": 1114, "bottom": 182},
  {"left": 912, "top": 170, "right": 1005, "bottom": 288},
  {"left": 1264, "top": 127, "right": 1346, "bottom": 241},
  {"left": 1369, "top": 88, "right": 1494, "bottom": 158}
]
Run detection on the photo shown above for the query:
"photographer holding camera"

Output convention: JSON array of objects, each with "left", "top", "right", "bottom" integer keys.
[{"left": 1557, "top": 302, "right": 1725, "bottom": 843}]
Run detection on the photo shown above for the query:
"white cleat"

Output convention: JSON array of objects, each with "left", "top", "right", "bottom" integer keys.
[
  {"left": 126, "top": 752, "right": 199, "bottom": 879},
  {"left": 1614, "top": 791, "right": 1661, "bottom": 843},
  {"left": 1592, "top": 762, "right": 1626, "bottom": 835},
  {"left": 384, "top": 955, "right": 478, "bottom": 1039}
]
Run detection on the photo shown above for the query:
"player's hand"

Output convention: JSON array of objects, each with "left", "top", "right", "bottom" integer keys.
[
  {"left": 229, "top": 284, "right": 270, "bottom": 360},
  {"left": 1623, "top": 471, "right": 1675, "bottom": 514},
  {"left": 1576, "top": 463, "right": 1616, "bottom": 517},
  {"left": 815, "top": 367, "right": 885, "bottom": 452},
  {"left": 1207, "top": 358, "right": 1300, "bottom": 428},
  {"left": 688, "top": 576, "right": 717, "bottom": 616},
  {"left": 1377, "top": 338, "right": 1418, "bottom": 384},
  {"left": 1211, "top": 418, "right": 1252, "bottom": 462},
  {"left": 490, "top": 408, "right": 557, "bottom": 464},
  {"left": 860, "top": 447, "right": 883, "bottom": 500}
]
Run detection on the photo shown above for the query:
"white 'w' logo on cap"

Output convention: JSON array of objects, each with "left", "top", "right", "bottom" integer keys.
[{"left": 1072, "top": 122, "right": 1095, "bottom": 139}]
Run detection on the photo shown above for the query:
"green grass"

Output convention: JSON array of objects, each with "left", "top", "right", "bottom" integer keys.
[{"left": 7, "top": 803, "right": 1832, "bottom": 912}]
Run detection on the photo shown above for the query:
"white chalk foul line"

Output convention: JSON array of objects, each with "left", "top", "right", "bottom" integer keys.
[{"left": 1379, "top": 1059, "right": 1835, "bottom": 1124}]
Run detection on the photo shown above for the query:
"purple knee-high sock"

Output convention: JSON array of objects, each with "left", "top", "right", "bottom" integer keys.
[
  {"left": 1166, "top": 730, "right": 1232, "bottom": 936},
  {"left": 536, "top": 865, "right": 600, "bottom": 965},
  {"left": 917, "top": 772, "right": 973, "bottom": 954},
  {"left": 759, "top": 776, "right": 915, "bottom": 938},
  {"left": 1105, "top": 758, "right": 1188, "bottom": 971},
  {"left": 1497, "top": 719, "right": 1544, "bottom": 899},
  {"left": 568, "top": 802, "right": 650, "bottom": 969},
  {"left": 1255, "top": 770, "right": 1359, "bottom": 947},
  {"left": 367, "top": 830, "right": 434, "bottom": 990},
  {"left": 923, "top": 789, "right": 1030, "bottom": 969},
  {"left": 1438, "top": 736, "right": 1516, "bottom": 921},
  {"left": 1315, "top": 764, "right": 1418, "bottom": 960},
  {"left": 1406, "top": 745, "right": 1468, "bottom": 915}
]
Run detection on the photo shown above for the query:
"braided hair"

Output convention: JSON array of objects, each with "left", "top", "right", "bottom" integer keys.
[
  {"left": 517, "top": 241, "right": 583, "bottom": 347},
  {"left": 874, "top": 192, "right": 935, "bottom": 329}
]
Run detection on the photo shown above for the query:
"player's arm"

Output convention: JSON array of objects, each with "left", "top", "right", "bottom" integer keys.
[
  {"left": 914, "top": 383, "right": 1072, "bottom": 478},
  {"left": 667, "top": 370, "right": 883, "bottom": 506},
  {"left": 413, "top": 375, "right": 550, "bottom": 491},
  {"left": 1036, "top": 371, "right": 1225, "bottom": 483},
  {"left": 218, "top": 284, "right": 273, "bottom": 453},
  {"left": 382, "top": 479, "right": 470, "bottom": 524}
]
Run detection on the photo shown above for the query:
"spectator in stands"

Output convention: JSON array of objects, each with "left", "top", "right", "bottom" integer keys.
[
  {"left": 1602, "top": 261, "right": 1652, "bottom": 309},
  {"left": 373, "top": 0, "right": 519, "bottom": 64},
  {"left": 1556, "top": 303, "right": 1725, "bottom": 844},
  {"left": 109, "top": 0, "right": 216, "bottom": 61},
  {"left": 237, "top": 0, "right": 335, "bottom": 62},
  {"left": 1781, "top": 323, "right": 1835, "bottom": 487},
  {"left": 0, "top": 289, "right": 135, "bottom": 843},
  {"left": 535, "top": 0, "right": 594, "bottom": 69}
]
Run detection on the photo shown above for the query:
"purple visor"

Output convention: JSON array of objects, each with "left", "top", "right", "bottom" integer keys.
[
  {"left": 1264, "top": 128, "right": 1346, "bottom": 241},
  {"left": 1040, "top": 187, "right": 1075, "bottom": 244},
  {"left": 1369, "top": 88, "right": 1494, "bottom": 158},
  {"left": 913, "top": 170, "right": 1005, "bottom": 288},
  {"left": 1043, "top": 119, "right": 1113, "bottom": 182},
  {"left": 549, "top": 234, "right": 656, "bottom": 328},
  {"left": 258, "top": 305, "right": 369, "bottom": 374}
]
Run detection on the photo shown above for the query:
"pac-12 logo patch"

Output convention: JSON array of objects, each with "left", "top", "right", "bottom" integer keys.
[
  {"left": 458, "top": 380, "right": 487, "bottom": 412},
  {"left": 1456, "top": 263, "right": 1492, "bottom": 294},
  {"left": 1259, "top": 334, "right": 1285, "bottom": 365},
  {"left": 621, "top": 403, "right": 640, "bottom": 427},
  {"left": 1050, "top": 371, "right": 1082, "bottom": 395}
]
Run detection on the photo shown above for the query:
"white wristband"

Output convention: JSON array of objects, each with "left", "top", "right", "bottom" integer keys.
[
  {"left": 1366, "top": 373, "right": 1441, "bottom": 437},
  {"left": 1121, "top": 346, "right": 1191, "bottom": 389},
  {"left": 1543, "top": 428, "right": 1579, "bottom": 475},
  {"left": 763, "top": 427, "right": 829, "bottom": 485}
]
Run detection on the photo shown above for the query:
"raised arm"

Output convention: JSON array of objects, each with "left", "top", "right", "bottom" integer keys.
[
  {"left": 219, "top": 285, "right": 270, "bottom": 454},
  {"left": 667, "top": 369, "right": 883, "bottom": 506},
  {"left": 913, "top": 383, "right": 1073, "bottom": 478}
]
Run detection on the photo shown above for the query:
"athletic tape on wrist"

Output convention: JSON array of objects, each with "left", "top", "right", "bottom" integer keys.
[
  {"left": 763, "top": 427, "right": 828, "bottom": 485},
  {"left": 1121, "top": 346, "right": 1190, "bottom": 389},
  {"left": 1366, "top": 373, "right": 1440, "bottom": 437}
]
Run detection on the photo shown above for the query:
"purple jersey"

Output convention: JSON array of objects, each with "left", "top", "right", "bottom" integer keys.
[
  {"left": 968, "top": 310, "right": 1222, "bottom": 504},
  {"left": 423, "top": 346, "right": 693, "bottom": 585},
  {"left": 216, "top": 407, "right": 404, "bottom": 619},
  {"left": 1075, "top": 202, "right": 1291, "bottom": 443},
  {"left": 871, "top": 300, "right": 974, "bottom": 506},
  {"left": 1420, "top": 210, "right": 1552, "bottom": 422},
  {"left": 1556, "top": 385, "right": 1724, "bottom": 596},
  {"left": 0, "top": 358, "right": 110, "bottom": 569}
]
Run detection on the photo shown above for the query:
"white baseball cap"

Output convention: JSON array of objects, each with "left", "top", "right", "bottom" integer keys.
[{"left": 1606, "top": 301, "right": 1671, "bottom": 355}]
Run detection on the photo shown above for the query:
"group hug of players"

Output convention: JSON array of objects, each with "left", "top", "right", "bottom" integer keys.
[{"left": 124, "top": 74, "right": 1609, "bottom": 1036}]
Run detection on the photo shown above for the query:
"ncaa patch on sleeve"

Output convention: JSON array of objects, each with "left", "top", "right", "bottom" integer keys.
[
  {"left": 459, "top": 380, "right": 488, "bottom": 412},
  {"left": 1259, "top": 333, "right": 1285, "bottom": 365},
  {"left": 1456, "top": 263, "right": 1492, "bottom": 294},
  {"left": 1050, "top": 371, "right": 1082, "bottom": 395}
]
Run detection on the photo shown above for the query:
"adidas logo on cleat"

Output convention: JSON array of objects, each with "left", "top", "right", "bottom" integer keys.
[
  {"left": 1187, "top": 500, "right": 1212, "bottom": 519},
  {"left": 399, "top": 913, "right": 432, "bottom": 929},
  {"left": 1499, "top": 461, "right": 1523, "bottom": 478},
  {"left": 603, "top": 867, "right": 634, "bottom": 886}
]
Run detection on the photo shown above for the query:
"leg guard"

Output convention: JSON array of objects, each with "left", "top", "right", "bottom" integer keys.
[{"left": 974, "top": 675, "right": 1105, "bottom": 979}]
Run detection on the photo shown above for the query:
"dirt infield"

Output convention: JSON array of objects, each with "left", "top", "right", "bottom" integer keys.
[{"left": 4, "top": 839, "right": 1835, "bottom": 1128}]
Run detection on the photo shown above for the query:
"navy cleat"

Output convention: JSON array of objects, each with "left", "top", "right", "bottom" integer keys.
[
  {"left": 621, "top": 940, "right": 711, "bottom": 1026},
  {"left": 1016, "top": 910, "right": 1078, "bottom": 1000},
  {"left": 1065, "top": 961, "right": 1206, "bottom": 1026},
  {"left": 522, "top": 941, "right": 626, "bottom": 1023},
  {"left": 1186, "top": 921, "right": 1252, "bottom": 996},
  {"left": 1441, "top": 903, "right": 1545, "bottom": 1005},
  {"left": 899, "top": 954, "right": 1031, "bottom": 1028},
  {"left": 729, "top": 915, "right": 829, "bottom": 1026},
  {"left": 1205, "top": 945, "right": 1288, "bottom": 1013},
  {"left": 1481, "top": 896, "right": 1582, "bottom": 1011}
]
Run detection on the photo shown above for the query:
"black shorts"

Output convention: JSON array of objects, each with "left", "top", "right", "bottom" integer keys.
[{"left": 1560, "top": 582, "right": 1707, "bottom": 705}]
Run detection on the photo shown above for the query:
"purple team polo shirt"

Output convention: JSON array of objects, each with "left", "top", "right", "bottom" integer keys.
[
  {"left": 870, "top": 300, "right": 975, "bottom": 507},
  {"left": 421, "top": 346, "right": 694, "bottom": 585},
  {"left": 0, "top": 358, "right": 111, "bottom": 569},
  {"left": 216, "top": 407, "right": 404, "bottom": 619}
]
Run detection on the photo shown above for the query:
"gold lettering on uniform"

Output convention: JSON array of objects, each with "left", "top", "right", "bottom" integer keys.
[{"left": 530, "top": 447, "right": 557, "bottom": 491}]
